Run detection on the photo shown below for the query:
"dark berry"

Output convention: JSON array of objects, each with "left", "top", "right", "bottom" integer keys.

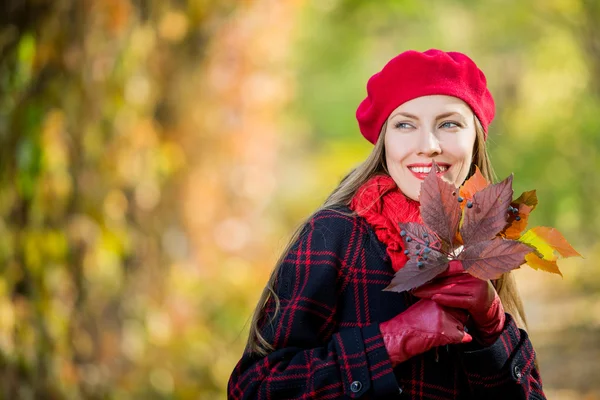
[
  {"left": 513, "top": 208, "right": 519, "bottom": 214},
  {"left": 422, "top": 255, "right": 428, "bottom": 260},
  {"left": 467, "top": 201, "right": 473, "bottom": 208},
  {"left": 423, "top": 232, "right": 428, "bottom": 238},
  {"left": 404, "top": 249, "right": 409, "bottom": 255},
  {"left": 425, "top": 240, "right": 430, "bottom": 246},
  {"left": 424, "top": 247, "right": 431, "bottom": 254},
  {"left": 457, "top": 196, "right": 464, "bottom": 202},
  {"left": 416, "top": 244, "right": 421, "bottom": 250},
  {"left": 516, "top": 216, "right": 521, "bottom": 221},
  {"left": 406, "top": 236, "right": 412, "bottom": 242},
  {"left": 400, "top": 230, "right": 406, "bottom": 236},
  {"left": 417, "top": 261, "right": 424, "bottom": 268}
]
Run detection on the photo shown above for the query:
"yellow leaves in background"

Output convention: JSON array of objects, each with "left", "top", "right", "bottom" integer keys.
[{"left": 159, "top": 11, "right": 189, "bottom": 42}]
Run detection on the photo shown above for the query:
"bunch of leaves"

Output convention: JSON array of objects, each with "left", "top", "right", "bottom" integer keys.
[{"left": 385, "top": 162, "right": 582, "bottom": 293}]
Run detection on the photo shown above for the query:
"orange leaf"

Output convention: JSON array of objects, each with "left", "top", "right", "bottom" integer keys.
[
  {"left": 530, "top": 227, "right": 582, "bottom": 258},
  {"left": 525, "top": 252, "right": 562, "bottom": 276},
  {"left": 454, "top": 229, "right": 464, "bottom": 245},
  {"left": 502, "top": 215, "right": 529, "bottom": 239},
  {"left": 501, "top": 203, "right": 533, "bottom": 239},
  {"left": 499, "top": 191, "right": 536, "bottom": 240},
  {"left": 459, "top": 166, "right": 489, "bottom": 209}
]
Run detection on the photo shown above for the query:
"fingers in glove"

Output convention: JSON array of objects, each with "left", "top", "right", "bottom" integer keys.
[
  {"left": 412, "top": 275, "right": 476, "bottom": 299},
  {"left": 442, "top": 307, "right": 472, "bottom": 343},
  {"left": 430, "top": 293, "right": 474, "bottom": 311},
  {"left": 435, "top": 259, "right": 466, "bottom": 279},
  {"left": 441, "top": 304, "right": 470, "bottom": 325},
  {"left": 459, "top": 331, "right": 473, "bottom": 344}
]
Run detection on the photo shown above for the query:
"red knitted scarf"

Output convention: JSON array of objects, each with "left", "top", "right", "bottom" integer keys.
[{"left": 349, "top": 174, "right": 422, "bottom": 272}]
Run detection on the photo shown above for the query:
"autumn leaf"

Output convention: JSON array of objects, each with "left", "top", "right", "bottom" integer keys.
[
  {"left": 419, "top": 162, "right": 461, "bottom": 246},
  {"left": 454, "top": 230, "right": 464, "bottom": 246},
  {"left": 460, "top": 175, "right": 514, "bottom": 244},
  {"left": 525, "top": 252, "right": 563, "bottom": 276},
  {"left": 459, "top": 238, "right": 533, "bottom": 280},
  {"left": 458, "top": 166, "right": 489, "bottom": 209},
  {"left": 397, "top": 222, "right": 443, "bottom": 253},
  {"left": 384, "top": 257, "right": 449, "bottom": 292},
  {"left": 514, "top": 190, "right": 538, "bottom": 211},
  {"left": 501, "top": 203, "right": 533, "bottom": 240},
  {"left": 500, "top": 190, "right": 538, "bottom": 239},
  {"left": 385, "top": 222, "right": 449, "bottom": 292},
  {"left": 520, "top": 227, "right": 582, "bottom": 259}
]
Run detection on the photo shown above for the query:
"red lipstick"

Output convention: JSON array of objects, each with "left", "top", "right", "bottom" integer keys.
[{"left": 407, "top": 163, "right": 451, "bottom": 181}]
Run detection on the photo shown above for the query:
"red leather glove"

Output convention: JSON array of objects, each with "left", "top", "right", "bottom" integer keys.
[
  {"left": 411, "top": 260, "right": 506, "bottom": 346},
  {"left": 380, "top": 299, "right": 472, "bottom": 366}
]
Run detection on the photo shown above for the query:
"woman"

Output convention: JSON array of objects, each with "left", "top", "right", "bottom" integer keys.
[{"left": 228, "top": 49, "right": 547, "bottom": 399}]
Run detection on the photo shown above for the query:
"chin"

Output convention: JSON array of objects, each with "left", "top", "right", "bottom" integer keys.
[{"left": 405, "top": 191, "right": 419, "bottom": 201}]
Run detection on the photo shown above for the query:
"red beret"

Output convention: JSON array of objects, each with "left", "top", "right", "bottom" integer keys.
[{"left": 356, "top": 49, "right": 495, "bottom": 144}]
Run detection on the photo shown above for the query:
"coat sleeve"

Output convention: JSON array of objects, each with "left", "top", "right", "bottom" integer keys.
[
  {"left": 227, "top": 211, "right": 401, "bottom": 399},
  {"left": 459, "top": 313, "right": 547, "bottom": 399}
]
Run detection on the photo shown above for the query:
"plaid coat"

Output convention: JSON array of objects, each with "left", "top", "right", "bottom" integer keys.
[{"left": 228, "top": 207, "right": 546, "bottom": 399}]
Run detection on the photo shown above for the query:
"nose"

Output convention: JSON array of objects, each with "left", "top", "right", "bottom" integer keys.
[{"left": 417, "top": 129, "right": 442, "bottom": 157}]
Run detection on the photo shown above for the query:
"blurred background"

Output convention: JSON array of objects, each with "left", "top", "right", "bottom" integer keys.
[{"left": 0, "top": 0, "right": 599, "bottom": 399}]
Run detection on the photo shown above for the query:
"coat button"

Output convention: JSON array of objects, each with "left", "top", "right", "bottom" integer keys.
[
  {"left": 514, "top": 365, "right": 522, "bottom": 379},
  {"left": 350, "top": 380, "right": 363, "bottom": 393}
]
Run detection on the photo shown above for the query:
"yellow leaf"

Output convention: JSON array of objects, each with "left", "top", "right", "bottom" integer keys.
[
  {"left": 519, "top": 229, "right": 555, "bottom": 260},
  {"left": 530, "top": 227, "right": 582, "bottom": 258},
  {"left": 525, "top": 252, "right": 562, "bottom": 276},
  {"left": 519, "top": 226, "right": 581, "bottom": 264}
]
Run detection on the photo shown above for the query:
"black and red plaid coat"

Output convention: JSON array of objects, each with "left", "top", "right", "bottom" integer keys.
[{"left": 228, "top": 206, "right": 547, "bottom": 399}]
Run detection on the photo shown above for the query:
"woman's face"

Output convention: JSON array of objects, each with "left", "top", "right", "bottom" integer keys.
[{"left": 384, "top": 95, "right": 477, "bottom": 201}]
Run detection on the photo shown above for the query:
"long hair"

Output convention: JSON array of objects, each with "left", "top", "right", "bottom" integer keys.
[{"left": 246, "top": 117, "right": 529, "bottom": 356}]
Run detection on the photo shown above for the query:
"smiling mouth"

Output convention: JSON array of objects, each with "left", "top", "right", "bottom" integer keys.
[
  {"left": 407, "top": 164, "right": 449, "bottom": 174},
  {"left": 406, "top": 164, "right": 450, "bottom": 180}
]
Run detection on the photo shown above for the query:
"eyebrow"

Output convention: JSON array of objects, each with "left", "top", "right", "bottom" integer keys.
[{"left": 390, "top": 111, "right": 466, "bottom": 120}]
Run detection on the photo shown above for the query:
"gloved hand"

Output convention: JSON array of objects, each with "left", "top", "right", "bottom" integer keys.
[
  {"left": 411, "top": 260, "right": 506, "bottom": 346},
  {"left": 380, "top": 299, "right": 472, "bottom": 366}
]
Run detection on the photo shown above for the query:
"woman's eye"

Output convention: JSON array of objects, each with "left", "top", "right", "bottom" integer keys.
[
  {"left": 440, "top": 121, "right": 460, "bottom": 129},
  {"left": 394, "top": 122, "right": 413, "bottom": 129}
]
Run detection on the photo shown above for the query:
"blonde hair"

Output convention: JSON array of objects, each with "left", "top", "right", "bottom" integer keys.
[{"left": 247, "top": 116, "right": 529, "bottom": 356}]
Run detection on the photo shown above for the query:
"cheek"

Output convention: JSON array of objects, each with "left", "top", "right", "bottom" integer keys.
[
  {"left": 443, "top": 133, "right": 475, "bottom": 162},
  {"left": 384, "top": 135, "right": 412, "bottom": 163},
  {"left": 444, "top": 137, "right": 476, "bottom": 181}
]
